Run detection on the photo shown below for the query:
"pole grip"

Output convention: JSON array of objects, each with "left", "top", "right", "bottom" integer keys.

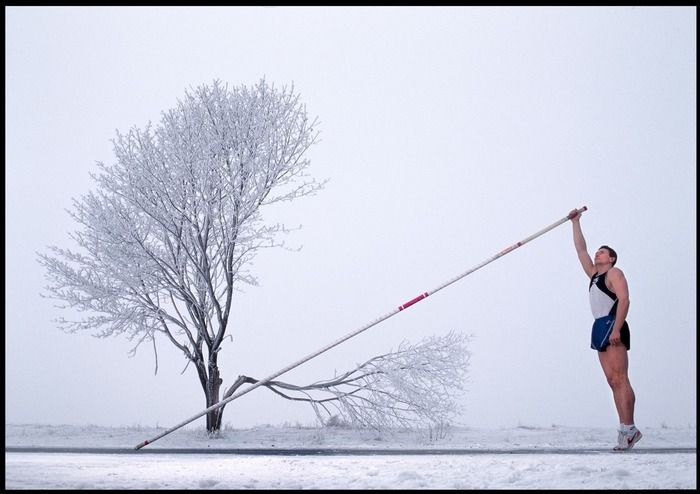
[{"left": 567, "top": 206, "right": 588, "bottom": 219}]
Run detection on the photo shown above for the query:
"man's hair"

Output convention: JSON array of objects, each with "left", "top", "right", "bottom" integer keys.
[{"left": 599, "top": 245, "right": 618, "bottom": 266}]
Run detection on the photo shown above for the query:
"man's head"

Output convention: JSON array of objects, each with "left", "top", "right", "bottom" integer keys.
[{"left": 596, "top": 245, "right": 618, "bottom": 267}]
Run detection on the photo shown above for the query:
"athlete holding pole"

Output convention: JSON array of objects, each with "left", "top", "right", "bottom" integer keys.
[{"left": 569, "top": 209, "right": 642, "bottom": 451}]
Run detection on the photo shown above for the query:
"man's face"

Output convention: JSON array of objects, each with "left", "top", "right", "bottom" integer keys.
[{"left": 594, "top": 248, "right": 613, "bottom": 265}]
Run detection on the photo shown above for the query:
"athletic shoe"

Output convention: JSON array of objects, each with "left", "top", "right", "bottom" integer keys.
[
  {"left": 613, "top": 428, "right": 643, "bottom": 451},
  {"left": 615, "top": 429, "right": 625, "bottom": 449}
]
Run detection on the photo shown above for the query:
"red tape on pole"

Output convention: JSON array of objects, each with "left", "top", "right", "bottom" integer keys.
[{"left": 398, "top": 292, "right": 429, "bottom": 311}]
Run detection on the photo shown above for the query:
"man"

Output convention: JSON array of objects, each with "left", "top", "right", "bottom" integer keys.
[{"left": 569, "top": 209, "right": 642, "bottom": 451}]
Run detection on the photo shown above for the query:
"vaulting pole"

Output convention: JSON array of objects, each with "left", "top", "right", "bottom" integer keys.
[{"left": 135, "top": 206, "right": 587, "bottom": 449}]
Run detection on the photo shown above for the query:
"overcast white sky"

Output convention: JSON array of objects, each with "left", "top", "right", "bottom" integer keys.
[{"left": 6, "top": 6, "right": 696, "bottom": 431}]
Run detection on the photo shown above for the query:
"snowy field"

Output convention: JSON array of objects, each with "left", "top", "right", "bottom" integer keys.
[{"left": 5, "top": 423, "right": 696, "bottom": 489}]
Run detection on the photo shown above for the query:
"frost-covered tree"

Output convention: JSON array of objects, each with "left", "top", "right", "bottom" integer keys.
[
  {"left": 38, "top": 78, "right": 472, "bottom": 435},
  {"left": 38, "top": 79, "right": 322, "bottom": 432}
]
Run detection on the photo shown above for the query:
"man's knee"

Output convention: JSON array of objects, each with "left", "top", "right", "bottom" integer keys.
[{"left": 606, "top": 372, "right": 628, "bottom": 389}]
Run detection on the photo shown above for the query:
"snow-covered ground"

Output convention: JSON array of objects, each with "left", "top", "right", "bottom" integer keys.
[{"left": 5, "top": 423, "right": 696, "bottom": 489}]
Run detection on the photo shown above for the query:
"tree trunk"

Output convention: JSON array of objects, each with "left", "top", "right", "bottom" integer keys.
[{"left": 203, "top": 355, "right": 225, "bottom": 433}]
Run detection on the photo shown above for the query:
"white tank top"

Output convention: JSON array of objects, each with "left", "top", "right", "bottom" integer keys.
[{"left": 589, "top": 272, "right": 617, "bottom": 319}]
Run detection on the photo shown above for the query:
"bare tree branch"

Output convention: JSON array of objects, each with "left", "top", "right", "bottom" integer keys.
[{"left": 232, "top": 331, "right": 472, "bottom": 432}]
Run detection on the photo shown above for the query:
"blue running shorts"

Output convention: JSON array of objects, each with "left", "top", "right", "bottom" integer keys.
[{"left": 591, "top": 315, "right": 630, "bottom": 351}]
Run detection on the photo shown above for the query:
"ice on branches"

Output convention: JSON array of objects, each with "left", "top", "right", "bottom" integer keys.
[
  {"left": 230, "top": 331, "right": 473, "bottom": 434},
  {"left": 38, "top": 79, "right": 321, "bottom": 349}
]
